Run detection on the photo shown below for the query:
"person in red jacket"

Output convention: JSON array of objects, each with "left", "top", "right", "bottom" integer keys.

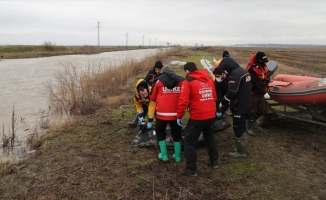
[
  {"left": 177, "top": 62, "right": 218, "bottom": 176},
  {"left": 246, "top": 52, "right": 271, "bottom": 136},
  {"left": 148, "top": 67, "right": 185, "bottom": 162}
]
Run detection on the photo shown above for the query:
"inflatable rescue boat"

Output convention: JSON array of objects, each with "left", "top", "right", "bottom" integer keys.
[{"left": 269, "top": 74, "right": 326, "bottom": 105}]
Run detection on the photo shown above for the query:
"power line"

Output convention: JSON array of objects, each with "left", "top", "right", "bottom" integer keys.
[
  {"left": 96, "top": 21, "right": 101, "bottom": 47},
  {"left": 126, "top": 32, "right": 128, "bottom": 46}
]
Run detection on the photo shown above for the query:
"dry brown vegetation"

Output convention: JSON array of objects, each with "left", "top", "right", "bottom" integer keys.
[
  {"left": 0, "top": 45, "right": 155, "bottom": 59},
  {"left": 0, "top": 47, "right": 326, "bottom": 199},
  {"left": 46, "top": 48, "right": 180, "bottom": 115}
]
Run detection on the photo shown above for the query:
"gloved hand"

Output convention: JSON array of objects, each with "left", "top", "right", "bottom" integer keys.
[
  {"left": 264, "top": 93, "right": 271, "bottom": 99},
  {"left": 146, "top": 122, "right": 152, "bottom": 129},
  {"left": 138, "top": 116, "right": 144, "bottom": 125},
  {"left": 177, "top": 118, "right": 182, "bottom": 127},
  {"left": 216, "top": 112, "right": 222, "bottom": 119}
]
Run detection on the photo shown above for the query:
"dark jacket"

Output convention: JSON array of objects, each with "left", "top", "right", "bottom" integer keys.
[
  {"left": 144, "top": 68, "right": 161, "bottom": 86},
  {"left": 214, "top": 77, "right": 229, "bottom": 110},
  {"left": 217, "top": 57, "right": 252, "bottom": 115}
]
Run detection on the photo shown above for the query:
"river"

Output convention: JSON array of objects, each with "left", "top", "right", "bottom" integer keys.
[{"left": 0, "top": 48, "right": 162, "bottom": 161}]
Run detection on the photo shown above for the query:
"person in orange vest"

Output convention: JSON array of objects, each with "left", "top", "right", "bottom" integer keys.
[
  {"left": 214, "top": 50, "right": 230, "bottom": 69},
  {"left": 246, "top": 52, "right": 271, "bottom": 136}
]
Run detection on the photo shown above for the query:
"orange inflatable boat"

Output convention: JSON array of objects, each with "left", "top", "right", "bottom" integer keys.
[{"left": 268, "top": 74, "right": 326, "bottom": 106}]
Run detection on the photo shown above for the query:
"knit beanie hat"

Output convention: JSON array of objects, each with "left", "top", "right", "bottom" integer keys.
[
  {"left": 256, "top": 52, "right": 268, "bottom": 63},
  {"left": 154, "top": 61, "right": 164, "bottom": 69},
  {"left": 222, "top": 51, "right": 230, "bottom": 58}
]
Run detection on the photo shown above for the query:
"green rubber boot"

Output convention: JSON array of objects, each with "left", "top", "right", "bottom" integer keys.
[
  {"left": 172, "top": 141, "right": 182, "bottom": 162},
  {"left": 158, "top": 140, "right": 168, "bottom": 162}
]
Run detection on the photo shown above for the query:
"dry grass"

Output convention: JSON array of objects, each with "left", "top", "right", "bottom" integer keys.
[
  {"left": 1, "top": 47, "right": 326, "bottom": 199},
  {"left": 46, "top": 47, "right": 181, "bottom": 115},
  {"left": 207, "top": 46, "right": 326, "bottom": 78},
  {"left": 81, "top": 45, "right": 99, "bottom": 54}
]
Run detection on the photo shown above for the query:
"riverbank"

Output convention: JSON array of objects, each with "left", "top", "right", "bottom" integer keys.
[
  {"left": 0, "top": 45, "right": 158, "bottom": 59},
  {"left": 0, "top": 47, "right": 325, "bottom": 199}
]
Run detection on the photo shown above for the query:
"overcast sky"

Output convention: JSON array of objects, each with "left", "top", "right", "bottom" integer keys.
[{"left": 1, "top": 0, "right": 326, "bottom": 46}]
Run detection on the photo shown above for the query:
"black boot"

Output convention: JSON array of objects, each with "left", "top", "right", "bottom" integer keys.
[
  {"left": 246, "top": 120, "right": 257, "bottom": 136},
  {"left": 229, "top": 133, "right": 248, "bottom": 158}
]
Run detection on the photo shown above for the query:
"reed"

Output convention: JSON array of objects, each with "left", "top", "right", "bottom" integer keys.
[{"left": 46, "top": 47, "right": 180, "bottom": 115}]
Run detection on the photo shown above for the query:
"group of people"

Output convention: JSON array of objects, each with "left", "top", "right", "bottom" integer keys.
[{"left": 131, "top": 51, "right": 271, "bottom": 176}]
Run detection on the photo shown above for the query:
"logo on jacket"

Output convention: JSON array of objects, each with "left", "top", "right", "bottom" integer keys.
[
  {"left": 162, "top": 87, "right": 181, "bottom": 93},
  {"left": 200, "top": 81, "right": 208, "bottom": 88},
  {"left": 199, "top": 88, "right": 213, "bottom": 101}
]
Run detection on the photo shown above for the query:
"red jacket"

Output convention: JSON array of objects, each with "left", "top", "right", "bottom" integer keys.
[
  {"left": 177, "top": 70, "right": 217, "bottom": 120},
  {"left": 149, "top": 80, "right": 183, "bottom": 120},
  {"left": 246, "top": 54, "right": 269, "bottom": 95}
]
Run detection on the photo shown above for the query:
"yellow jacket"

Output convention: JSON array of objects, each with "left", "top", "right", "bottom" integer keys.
[{"left": 133, "top": 79, "right": 155, "bottom": 118}]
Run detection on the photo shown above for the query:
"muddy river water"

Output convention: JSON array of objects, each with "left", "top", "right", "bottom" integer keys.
[{"left": 0, "top": 48, "right": 162, "bottom": 161}]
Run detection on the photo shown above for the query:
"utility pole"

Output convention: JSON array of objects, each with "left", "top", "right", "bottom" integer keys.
[
  {"left": 142, "top": 34, "right": 144, "bottom": 47},
  {"left": 126, "top": 32, "right": 128, "bottom": 46},
  {"left": 155, "top": 38, "right": 156, "bottom": 47},
  {"left": 96, "top": 21, "right": 101, "bottom": 47}
]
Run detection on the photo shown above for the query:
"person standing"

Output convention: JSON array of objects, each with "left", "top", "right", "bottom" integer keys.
[
  {"left": 214, "top": 50, "right": 230, "bottom": 69},
  {"left": 177, "top": 62, "right": 218, "bottom": 176},
  {"left": 148, "top": 67, "right": 184, "bottom": 162},
  {"left": 246, "top": 52, "right": 271, "bottom": 136},
  {"left": 144, "top": 61, "right": 163, "bottom": 87},
  {"left": 217, "top": 57, "right": 252, "bottom": 158}
]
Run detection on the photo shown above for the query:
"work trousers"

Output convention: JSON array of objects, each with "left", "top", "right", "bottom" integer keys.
[
  {"left": 183, "top": 118, "right": 218, "bottom": 171},
  {"left": 155, "top": 118, "right": 182, "bottom": 142},
  {"left": 233, "top": 114, "right": 248, "bottom": 138},
  {"left": 248, "top": 94, "right": 269, "bottom": 120}
]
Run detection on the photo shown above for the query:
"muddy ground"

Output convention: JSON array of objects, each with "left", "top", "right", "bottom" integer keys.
[{"left": 0, "top": 47, "right": 326, "bottom": 199}]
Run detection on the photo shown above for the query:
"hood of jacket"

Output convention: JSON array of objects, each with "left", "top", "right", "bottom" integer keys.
[
  {"left": 187, "top": 69, "right": 211, "bottom": 83},
  {"left": 135, "top": 79, "right": 150, "bottom": 93},
  {"left": 217, "top": 57, "right": 241, "bottom": 75},
  {"left": 157, "top": 69, "right": 185, "bottom": 89},
  {"left": 249, "top": 54, "right": 256, "bottom": 66}
]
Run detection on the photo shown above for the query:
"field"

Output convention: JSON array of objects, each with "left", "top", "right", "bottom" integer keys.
[
  {"left": 0, "top": 45, "right": 151, "bottom": 59},
  {"left": 0, "top": 46, "right": 325, "bottom": 199}
]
